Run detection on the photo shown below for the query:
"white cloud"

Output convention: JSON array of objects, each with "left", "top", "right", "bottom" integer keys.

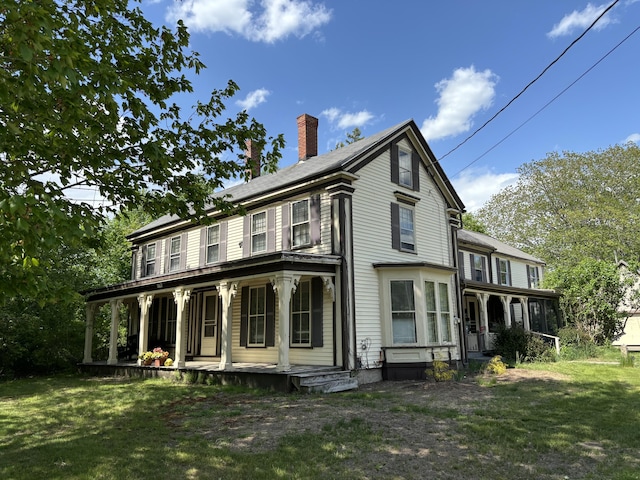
[
  {"left": 166, "top": 0, "right": 331, "bottom": 43},
  {"left": 451, "top": 167, "right": 518, "bottom": 212},
  {"left": 624, "top": 133, "right": 640, "bottom": 144},
  {"left": 321, "top": 108, "right": 374, "bottom": 129},
  {"left": 236, "top": 88, "right": 271, "bottom": 111},
  {"left": 547, "top": 3, "right": 614, "bottom": 38},
  {"left": 420, "top": 66, "right": 498, "bottom": 142}
]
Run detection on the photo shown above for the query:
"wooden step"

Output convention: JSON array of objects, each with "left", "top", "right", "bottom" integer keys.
[{"left": 290, "top": 370, "right": 358, "bottom": 393}]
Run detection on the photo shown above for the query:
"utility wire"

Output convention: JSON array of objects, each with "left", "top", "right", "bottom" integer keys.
[
  {"left": 452, "top": 24, "right": 640, "bottom": 177},
  {"left": 439, "top": 0, "right": 620, "bottom": 162}
]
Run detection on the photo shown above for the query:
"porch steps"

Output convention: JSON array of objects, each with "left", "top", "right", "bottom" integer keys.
[{"left": 290, "top": 370, "right": 358, "bottom": 393}]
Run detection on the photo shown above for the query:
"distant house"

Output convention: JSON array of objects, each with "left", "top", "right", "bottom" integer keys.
[
  {"left": 613, "top": 261, "right": 640, "bottom": 351},
  {"left": 83, "top": 114, "right": 561, "bottom": 388},
  {"left": 457, "top": 230, "right": 561, "bottom": 353}
]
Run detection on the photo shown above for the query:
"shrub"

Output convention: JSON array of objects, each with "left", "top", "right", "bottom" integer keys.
[
  {"left": 485, "top": 355, "right": 507, "bottom": 375},
  {"left": 557, "top": 325, "right": 597, "bottom": 360},
  {"left": 493, "top": 325, "right": 555, "bottom": 363},
  {"left": 425, "top": 360, "right": 455, "bottom": 382}
]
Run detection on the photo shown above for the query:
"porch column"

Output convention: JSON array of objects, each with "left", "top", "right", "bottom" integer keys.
[
  {"left": 501, "top": 295, "right": 513, "bottom": 328},
  {"left": 83, "top": 303, "right": 97, "bottom": 363},
  {"left": 217, "top": 281, "right": 237, "bottom": 370},
  {"left": 271, "top": 273, "right": 299, "bottom": 372},
  {"left": 107, "top": 299, "right": 122, "bottom": 365},
  {"left": 477, "top": 293, "right": 489, "bottom": 351},
  {"left": 173, "top": 287, "right": 192, "bottom": 368},
  {"left": 137, "top": 294, "right": 153, "bottom": 365},
  {"left": 521, "top": 298, "right": 531, "bottom": 331}
]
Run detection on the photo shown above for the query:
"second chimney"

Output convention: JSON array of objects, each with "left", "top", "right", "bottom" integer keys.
[
  {"left": 245, "top": 139, "right": 261, "bottom": 180},
  {"left": 297, "top": 113, "right": 318, "bottom": 161}
]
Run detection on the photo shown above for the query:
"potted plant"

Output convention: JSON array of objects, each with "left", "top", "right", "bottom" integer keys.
[{"left": 139, "top": 347, "right": 170, "bottom": 366}]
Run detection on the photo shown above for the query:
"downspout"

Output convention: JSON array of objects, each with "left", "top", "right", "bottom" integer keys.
[{"left": 449, "top": 210, "right": 467, "bottom": 365}]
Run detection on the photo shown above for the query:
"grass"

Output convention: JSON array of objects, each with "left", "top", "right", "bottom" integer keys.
[{"left": 1, "top": 356, "right": 640, "bottom": 479}]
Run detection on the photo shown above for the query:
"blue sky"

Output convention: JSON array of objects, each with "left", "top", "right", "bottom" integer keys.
[{"left": 139, "top": 0, "right": 640, "bottom": 211}]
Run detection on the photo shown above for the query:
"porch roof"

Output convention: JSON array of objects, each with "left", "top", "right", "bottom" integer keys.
[
  {"left": 84, "top": 252, "right": 341, "bottom": 303},
  {"left": 461, "top": 279, "right": 560, "bottom": 298}
]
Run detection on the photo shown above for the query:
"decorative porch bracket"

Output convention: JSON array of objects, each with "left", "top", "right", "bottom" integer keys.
[
  {"left": 137, "top": 294, "right": 154, "bottom": 366},
  {"left": 107, "top": 299, "right": 123, "bottom": 365},
  {"left": 271, "top": 273, "right": 300, "bottom": 372},
  {"left": 173, "top": 287, "right": 192, "bottom": 368},
  {"left": 216, "top": 281, "right": 238, "bottom": 371},
  {"left": 500, "top": 295, "right": 513, "bottom": 328},
  {"left": 321, "top": 276, "right": 336, "bottom": 302}
]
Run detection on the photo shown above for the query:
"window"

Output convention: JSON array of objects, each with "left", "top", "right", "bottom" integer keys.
[
  {"left": 248, "top": 286, "right": 266, "bottom": 346},
  {"left": 166, "top": 299, "right": 177, "bottom": 344},
  {"left": 471, "top": 254, "right": 486, "bottom": 282},
  {"left": 425, "top": 281, "right": 452, "bottom": 344},
  {"left": 399, "top": 206, "right": 415, "bottom": 251},
  {"left": 398, "top": 147, "right": 413, "bottom": 188},
  {"left": 291, "top": 280, "right": 311, "bottom": 345},
  {"left": 251, "top": 212, "right": 267, "bottom": 253},
  {"left": 291, "top": 199, "right": 310, "bottom": 247},
  {"left": 206, "top": 225, "right": 220, "bottom": 264},
  {"left": 498, "top": 258, "right": 511, "bottom": 286},
  {"left": 203, "top": 294, "right": 217, "bottom": 337},
  {"left": 528, "top": 266, "right": 540, "bottom": 288},
  {"left": 169, "top": 236, "right": 181, "bottom": 272},
  {"left": 145, "top": 243, "right": 156, "bottom": 276},
  {"left": 390, "top": 280, "right": 417, "bottom": 344}
]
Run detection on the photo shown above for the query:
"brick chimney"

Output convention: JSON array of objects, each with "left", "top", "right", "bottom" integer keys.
[
  {"left": 297, "top": 113, "right": 318, "bottom": 161},
  {"left": 244, "top": 139, "right": 261, "bottom": 180}
]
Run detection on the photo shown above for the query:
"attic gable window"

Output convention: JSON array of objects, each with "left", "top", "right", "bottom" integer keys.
[{"left": 390, "top": 139, "right": 420, "bottom": 192}]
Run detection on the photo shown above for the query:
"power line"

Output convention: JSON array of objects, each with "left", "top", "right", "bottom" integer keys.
[
  {"left": 439, "top": 0, "right": 620, "bottom": 162},
  {"left": 452, "top": 23, "right": 640, "bottom": 178}
]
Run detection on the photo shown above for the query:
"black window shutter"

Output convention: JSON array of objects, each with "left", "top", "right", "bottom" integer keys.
[
  {"left": 391, "top": 202, "right": 400, "bottom": 250},
  {"left": 265, "top": 283, "right": 275, "bottom": 347},
  {"left": 390, "top": 143, "right": 399, "bottom": 185},
  {"left": 267, "top": 208, "right": 276, "bottom": 252},
  {"left": 469, "top": 253, "right": 474, "bottom": 280},
  {"left": 507, "top": 260, "right": 512, "bottom": 286},
  {"left": 219, "top": 222, "right": 228, "bottom": 262},
  {"left": 526, "top": 266, "right": 531, "bottom": 288},
  {"left": 199, "top": 227, "right": 207, "bottom": 267},
  {"left": 481, "top": 256, "right": 487, "bottom": 282},
  {"left": 311, "top": 277, "right": 324, "bottom": 347},
  {"left": 180, "top": 233, "right": 187, "bottom": 270},
  {"left": 140, "top": 245, "right": 147, "bottom": 278},
  {"left": 131, "top": 251, "right": 137, "bottom": 280},
  {"left": 240, "top": 286, "right": 249, "bottom": 346},
  {"left": 411, "top": 151, "right": 420, "bottom": 192},
  {"left": 164, "top": 238, "right": 170, "bottom": 273},
  {"left": 281, "top": 204, "right": 290, "bottom": 250},
  {"left": 310, "top": 194, "right": 321, "bottom": 245},
  {"left": 457, "top": 250, "right": 464, "bottom": 280},
  {"left": 496, "top": 258, "right": 501, "bottom": 284},
  {"left": 242, "top": 216, "right": 251, "bottom": 257}
]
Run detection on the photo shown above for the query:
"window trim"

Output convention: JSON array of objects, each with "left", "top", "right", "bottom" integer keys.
[
  {"left": 497, "top": 258, "right": 511, "bottom": 286},
  {"left": 205, "top": 224, "right": 220, "bottom": 265},
  {"left": 527, "top": 265, "right": 541, "bottom": 288},
  {"left": 397, "top": 145, "right": 413, "bottom": 188},
  {"left": 399, "top": 204, "right": 415, "bottom": 252},
  {"left": 390, "top": 280, "right": 417, "bottom": 345},
  {"left": 247, "top": 286, "right": 266, "bottom": 347},
  {"left": 251, "top": 211, "right": 267, "bottom": 254},
  {"left": 169, "top": 235, "right": 181, "bottom": 272},
  {"left": 145, "top": 242, "right": 157, "bottom": 277},
  {"left": 291, "top": 199, "right": 311, "bottom": 248},
  {"left": 425, "top": 281, "right": 453, "bottom": 345},
  {"left": 290, "top": 280, "right": 311, "bottom": 346}
]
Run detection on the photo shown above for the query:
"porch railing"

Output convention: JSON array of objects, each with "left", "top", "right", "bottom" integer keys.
[{"left": 530, "top": 331, "right": 560, "bottom": 355}]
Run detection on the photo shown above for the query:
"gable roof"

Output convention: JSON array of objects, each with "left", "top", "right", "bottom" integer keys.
[
  {"left": 130, "top": 119, "right": 464, "bottom": 239},
  {"left": 458, "top": 229, "right": 544, "bottom": 265}
]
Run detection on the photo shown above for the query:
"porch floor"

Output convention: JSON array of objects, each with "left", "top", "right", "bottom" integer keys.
[{"left": 79, "top": 360, "right": 354, "bottom": 393}]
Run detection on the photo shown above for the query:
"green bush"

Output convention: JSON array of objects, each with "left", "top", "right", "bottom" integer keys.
[
  {"left": 493, "top": 325, "right": 555, "bottom": 363},
  {"left": 557, "top": 325, "right": 597, "bottom": 360},
  {"left": 485, "top": 355, "right": 507, "bottom": 375},
  {"left": 425, "top": 360, "right": 455, "bottom": 382}
]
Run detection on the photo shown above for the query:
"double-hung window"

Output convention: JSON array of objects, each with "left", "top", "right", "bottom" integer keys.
[
  {"left": 498, "top": 258, "right": 511, "bottom": 286},
  {"left": 399, "top": 206, "right": 415, "bottom": 252},
  {"left": 425, "top": 281, "right": 452, "bottom": 344},
  {"left": 291, "top": 199, "right": 310, "bottom": 247},
  {"left": 398, "top": 147, "right": 413, "bottom": 188},
  {"left": 169, "top": 236, "right": 181, "bottom": 272},
  {"left": 471, "top": 254, "right": 486, "bottom": 282},
  {"left": 528, "top": 265, "right": 540, "bottom": 288},
  {"left": 145, "top": 243, "right": 156, "bottom": 276},
  {"left": 206, "top": 225, "right": 220, "bottom": 264},
  {"left": 251, "top": 212, "right": 267, "bottom": 254},
  {"left": 390, "top": 280, "right": 417, "bottom": 344},
  {"left": 248, "top": 286, "right": 266, "bottom": 346},
  {"left": 291, "top": 280, "right": 311, "bottom": 346}
]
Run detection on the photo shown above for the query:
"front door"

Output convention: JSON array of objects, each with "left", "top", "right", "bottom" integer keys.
[{"left": 201, "top": 292, "right": 218, "bottom": 356}]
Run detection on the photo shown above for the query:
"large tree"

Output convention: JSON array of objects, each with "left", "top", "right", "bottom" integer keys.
[
  {"left": 0, "top": 0, "right": 284, "bottom": 301},
  {"left": 476, "top": 144, "right": 640, "bottom": 268}
]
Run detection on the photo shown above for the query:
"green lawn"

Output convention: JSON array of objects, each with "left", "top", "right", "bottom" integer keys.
[{"left": 1, "top": 359, "right": 639, "bottom": 480}]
